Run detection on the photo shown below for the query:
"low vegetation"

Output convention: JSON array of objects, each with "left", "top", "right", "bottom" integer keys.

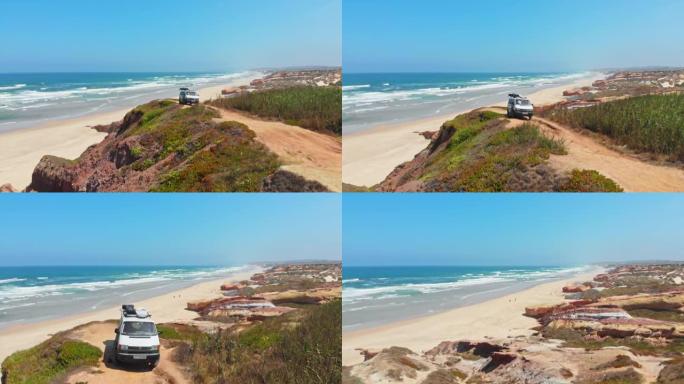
[
  {"left": 1, "top": 336, "right": 101, "bottom": 384},
  {"left": 420, "top": 111, "right": 567, "bottom": 191},
  {"left": 544, "top": 94, "right": 684, "bottom": 161},
  {"left": 558, "top": 169, "right": 624, "bottom": 192},
  {"left": 210, "top": 86, "right": 342, "bottom": 135},
  {"left": 180, "top": 300, "right": 341, "bottom": 384},
  {"left": 543, "top": 325, "right": 684, "bottom": 356},
  {"left": 118, "top": 102, "right": 281, "bottom": 192}
]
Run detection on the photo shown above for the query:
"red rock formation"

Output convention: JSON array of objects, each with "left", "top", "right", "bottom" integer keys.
[{"left": 0, "top": 183, "right": 17, "bottom": 192}]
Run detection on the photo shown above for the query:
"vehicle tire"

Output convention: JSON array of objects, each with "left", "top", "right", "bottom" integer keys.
[{"left": 506, "top": 110, "right": 511, "bottom": 118}]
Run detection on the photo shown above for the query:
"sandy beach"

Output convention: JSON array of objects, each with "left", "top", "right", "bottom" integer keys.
[
  {"left": 342, "top": 74, "right": 606, "bottom": 187},
  {"left": 342, "top": 267, "right": 603, "bottom": 366},
  {"left": 0, "top": 267, "right": 258, "bottom": 366},
  {"left": 0, "top": 76, "right": 259, "bottom": 190}
]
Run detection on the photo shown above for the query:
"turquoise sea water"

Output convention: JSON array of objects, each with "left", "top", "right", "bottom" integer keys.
[
  {"left": 0, "top": 265, "right": 248, "bottom": 328},
  {"left": 342, "top": 72, "right": 595, "bottom": 133},
  {"left": 343, "top": 265, "right": 589, "bottom": 330},
  {"left": 0, "top": 71, "right": 255, "bottom": 132}
]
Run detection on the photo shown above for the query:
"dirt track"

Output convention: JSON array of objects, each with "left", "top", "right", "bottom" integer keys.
[
  {"left": 213, "top": 108, "right": 342, "bottom": 191},
  {"left": 490, "top": 107, "right": 684, "bottom": 192},
  {"left": 63, "top": 321, "right": 189, "bottom": 384}
]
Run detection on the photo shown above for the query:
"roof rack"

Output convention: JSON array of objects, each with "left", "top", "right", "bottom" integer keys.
[
  {"left": 508, "top": 93, "right": 522, "bottom": 98},
  {"left": 121, "top": 304, "right": 151, "bottom": 318},
  {"left": 122, "top": 304, "right": 136, "bottom": 316}
]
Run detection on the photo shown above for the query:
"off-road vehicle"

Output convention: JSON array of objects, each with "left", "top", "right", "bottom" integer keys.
[
  {"left": 507, "top": 93, "right": 534, "bottom": 119},
  {"left": 114, "top": 304, "right": 160, "bottom": 367},
  {"left": 179, "top": 87, "right": 200, "bottom": 105}
]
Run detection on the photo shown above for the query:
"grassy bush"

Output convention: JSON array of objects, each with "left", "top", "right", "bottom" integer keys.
[
  {"left": 421, "top": 111, "right": 567, "bottom": 191},
  {"left": 558, "top": 169, "right": 623, "bottom": 192},
  {"left": 2, "top": 338, "right": 101, "bottom": 384},
  {"left": 185, "top": 300, "right": 341, "bottom": 384},
  {"left": 210, "top": 86, "right": 342, "bottom": 135},
  {"left": 545, "top": 94, "right": 684, "bottom": 161}
]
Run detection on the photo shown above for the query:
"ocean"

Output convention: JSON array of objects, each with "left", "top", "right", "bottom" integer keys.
[
  {"left": 0, "top": 71, "right": 257, "bottom": 132},
  {"left": 0, "top": 265, "right": 250, "bottom": 329},
  {"left": 342, "top": 265, "right": 590, "bottom": 330},
  {"left": 342, "top": 72, "right": 596, "bottom": 133}
]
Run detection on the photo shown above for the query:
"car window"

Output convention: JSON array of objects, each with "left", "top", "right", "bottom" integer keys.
[{"left": 122, "top": 321, "right": 157, "bottom": 336}]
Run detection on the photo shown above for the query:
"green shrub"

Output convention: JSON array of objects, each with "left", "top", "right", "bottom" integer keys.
[
  {"left": 185, "top": 300, "right": 341, "bottom": 384},
  {"left": 558, "top": 169, "right": 623, "bottom": 192},
  {"left": 545, "top": 94, "right": 684, "bottom": 161},
  {"left": 210, "top": 86, "right": 342, "bottom": 135},
  {"left": 2, "top": 338, "right": 101, "bottom": 384}
]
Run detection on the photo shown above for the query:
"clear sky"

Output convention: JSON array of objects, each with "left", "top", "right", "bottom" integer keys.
[
  {"left": 344, "top": 194, "right": 684, "bottom": 266},
  {"left": 0, "top": 194, "right": 341, "bottom": 266},
  {"left": 344, "top": 0, "right": 684, "bottom": 73},
  {"left": 0, "top": 0, "right": 340, "bottom": 73}
]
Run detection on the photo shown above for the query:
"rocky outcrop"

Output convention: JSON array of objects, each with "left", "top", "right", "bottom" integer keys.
[
  {"left": 262, "top": 287, "right": 341, "bottom": 305},
  {"left": 261, "top": 169, "right": 329, "bottom": 192},
  {"left": 562, "top": 283, "right": 592, "bottom": 293},
  {"left": 0, "top": 183, "right": 17, "bottom": 192},
  {"left": 28, "top": 156, "right": 78, "bottom": 192},
  {"left": 25, "top": 100, "right": 286, "bottom": 192}
]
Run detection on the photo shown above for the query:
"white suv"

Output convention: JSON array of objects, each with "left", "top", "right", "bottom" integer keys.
[
  {"left": 507, "top": 93, "right": 534, "bottom": 120},
  {"left": 179, "top": 88, "right": 200, "bottom": 105},
  {"left": 114, "top": 304, "right": 160, "bottom": 367}
]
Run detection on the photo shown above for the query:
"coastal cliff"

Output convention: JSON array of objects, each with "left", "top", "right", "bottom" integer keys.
[
  {"left": 343, "top": 264, "right": 684, "bottom": 384},
  {"left": 358, "top": 70, "right": 684, "bottom": 193},
  {"left": 25, "top": 100, "right": 328, "bottom": 192}
]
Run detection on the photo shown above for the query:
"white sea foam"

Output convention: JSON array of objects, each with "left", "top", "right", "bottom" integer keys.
[
  {"left": 0, "top": 266, "right": 247, "bottom": 303},
  {"left": 342, "top": 84, "right": 371, "bottom": 91},
  {"left": 343, "top": 72, "right": 596, "bottom": 112},
  {"left": 342, "top": 266, "right": 590, "bottom": 304},
  {"left": 0, "top": 84, "right": 27, "bottom": 91},
  {"left": 0, "top": 278, "right": 27, "bottom": 285},
  {"left": 0, "top": 71, "right": 255, "bottom": 109}
]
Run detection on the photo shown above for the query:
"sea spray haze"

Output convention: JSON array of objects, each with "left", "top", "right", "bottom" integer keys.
[
  {"left": 0, "top": 265, "right": 250, "bottom": 329},
  {"left": 342, "top": 72, "right": 597, "bottom": 133},
  {"left": 343, "top": 265, "right": 591, "bottom": 330}
]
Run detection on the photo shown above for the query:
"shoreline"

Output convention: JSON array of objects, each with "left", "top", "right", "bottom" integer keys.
[
  {"left": 0, "top": 74, "right": 261, "bottom": 190},
  {"left": 342, "top": 73, "right": 606, "bottom": 187},
  {"left": 0, "top": 266, "right": 259, "bottom": 365},
  {"left": 342, "top": 266, "right": 604, "bottom": 366}
]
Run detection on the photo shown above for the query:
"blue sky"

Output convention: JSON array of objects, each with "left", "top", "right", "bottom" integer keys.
[
  {"left": 0, "top": 194, "right": 341, "bottom": 266},
  {"left": 344, "top": 194, "right": 684, "bottom": 266},
  {"left": 0, "top": 0, "right": 340, "bottom": 72},
  {"left": 344, "top": 0, "right": 684, "bottom": 73}
]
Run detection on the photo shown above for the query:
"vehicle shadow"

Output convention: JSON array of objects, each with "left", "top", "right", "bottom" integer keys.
[{"left": 103, "top": 339, "right": 154, "bottom": 372}]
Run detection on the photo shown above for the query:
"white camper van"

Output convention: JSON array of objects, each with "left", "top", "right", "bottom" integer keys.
[{"left": 114, "top": 304, "right": 160, "bottom": 367}]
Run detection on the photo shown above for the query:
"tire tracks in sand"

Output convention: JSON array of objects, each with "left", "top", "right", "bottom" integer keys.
[
  {"left": 488, "top": 106, "right": 684, "bottom": 192},
  {"left": 212, "top": 107, "right": 342, "bottom": 192}
]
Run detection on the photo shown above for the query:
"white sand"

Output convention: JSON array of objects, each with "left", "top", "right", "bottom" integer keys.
[
  {"left": 0, "top": 268, "right": 258, "bottom": 365},
  {"left": 342, "top": 267, "right": 603, "bottom": 366},
  {"left": 0, "top": 77, "right": 259, "bottom": 190},
  {"left": 342, "top": 74, "right": 606, "bottom": 187}
]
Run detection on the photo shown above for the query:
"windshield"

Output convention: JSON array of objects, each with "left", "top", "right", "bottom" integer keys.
[
  {"left": 516, "top": 99, "right": 531, "bottom": 106},
  {"left": 122, "top": 321, "right": 157, "bottom": 336},
  {"left": 187, "top": 92, "right": 198, "bottom": 96}
]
